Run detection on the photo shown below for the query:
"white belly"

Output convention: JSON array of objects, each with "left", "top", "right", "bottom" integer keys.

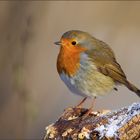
[
  {"left": 60, "top": 72, "right": 87, "bottom": 97},
  {"left": 60, "top": 61, "right": 115, "bottom": 98}
]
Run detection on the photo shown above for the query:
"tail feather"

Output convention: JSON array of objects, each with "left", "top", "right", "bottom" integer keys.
[{"left": 126, "top": 81, "right": 140, "bottom": 97}]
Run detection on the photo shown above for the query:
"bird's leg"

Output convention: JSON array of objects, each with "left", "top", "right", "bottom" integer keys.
[
  {"left": 76, "top": 97, "right": 87, "bottom": 108},
  {"left": 83, "top": 97, "right": 96, "bottom": 117}
]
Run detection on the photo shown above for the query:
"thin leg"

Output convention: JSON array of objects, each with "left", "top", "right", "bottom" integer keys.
[
  {"left": 83, "top": 97, "right": 96, "bottom": 117},
  {"left": 76, "top": 97, "right": 87, "bottom": 108}
]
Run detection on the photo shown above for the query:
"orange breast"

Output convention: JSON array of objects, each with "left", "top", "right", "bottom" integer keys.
[{"left": 57, "top": 45, "right": 86, "bottom": 77}]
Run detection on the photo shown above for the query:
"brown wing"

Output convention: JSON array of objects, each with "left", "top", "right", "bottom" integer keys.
[
  {"left": 86, "top": 38, "right": 140, "bottom": 96},
  {"left": 100, "top": 62, "right": 127, "bottom": 84},
  {"left": 86, "top": 39, "right": 127, "bottom": 85}
]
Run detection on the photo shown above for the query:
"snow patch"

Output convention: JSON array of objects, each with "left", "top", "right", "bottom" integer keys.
[{"left": 95, "top": 102, "right": 140, "bottom": 138}]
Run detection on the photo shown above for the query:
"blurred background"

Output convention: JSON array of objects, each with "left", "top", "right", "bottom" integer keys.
[{"left": 0, "top": 1, "right": 140, "bottom": 139}]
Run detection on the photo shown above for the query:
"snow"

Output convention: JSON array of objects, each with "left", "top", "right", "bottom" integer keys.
[{"left": 95, "top": 102, "right": 140, "bottom": 138}]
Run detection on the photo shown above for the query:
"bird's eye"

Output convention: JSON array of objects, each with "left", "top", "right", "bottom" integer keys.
[{"left": 71, "top": 41, "right": 77, "bottom": 45}]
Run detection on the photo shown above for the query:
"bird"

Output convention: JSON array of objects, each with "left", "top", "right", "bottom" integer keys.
[{"left": 55, "top": 30, "right": 140, "bottom": 114}]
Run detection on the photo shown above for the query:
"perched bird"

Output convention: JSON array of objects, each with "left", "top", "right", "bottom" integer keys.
[{"left": 55, "top": 30, "right": 140, "bottom": 111}]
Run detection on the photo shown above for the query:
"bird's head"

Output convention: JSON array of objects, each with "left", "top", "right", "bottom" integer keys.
[{"left": 55, "top": 30, "right": 94, "bottom": 53}]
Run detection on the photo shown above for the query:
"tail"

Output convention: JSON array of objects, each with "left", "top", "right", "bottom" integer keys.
[{"left": 125, "top": 81, "right": 140, "bottom": 97}]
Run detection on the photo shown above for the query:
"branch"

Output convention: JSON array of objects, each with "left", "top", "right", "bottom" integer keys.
[{"left": 44, "top": 102, "right": 140, "bottom": 140}]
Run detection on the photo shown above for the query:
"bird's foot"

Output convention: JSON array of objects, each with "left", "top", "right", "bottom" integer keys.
[
  {"left": 75, "top": 97, "right": 87, "bottom": 108},
  {"left": 81, "top": 108, "right": 93, "bottom": 120},
  {"left": 81, "top": 97, "right": 96, "bottom": 120}
]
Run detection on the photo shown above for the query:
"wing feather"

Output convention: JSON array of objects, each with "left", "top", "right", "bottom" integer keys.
[{"left": 86, "top": 39, "right": 127, "bottom": 85}]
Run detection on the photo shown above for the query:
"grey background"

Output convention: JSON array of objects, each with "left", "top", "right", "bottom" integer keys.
[{"left": 0, "top": 1, "right": 140, "bottom": 139}]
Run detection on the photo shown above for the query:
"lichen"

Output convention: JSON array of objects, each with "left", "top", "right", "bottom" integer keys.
[
  {"left": 78, "top": 127, "right": 91, "bottom": 139},
  {"left": 45, "top": 124, "right": 57, "bottom": 139},
  {"left": 68, "top": 115, "right": 78, "bottom": 120},
  {"left": 62, "top": 128, "right": 73, "bottom": 137}
]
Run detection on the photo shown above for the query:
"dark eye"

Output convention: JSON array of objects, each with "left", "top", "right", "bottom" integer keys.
[{"left": 71, "top": 41, "right": 77, "bottom": 45}]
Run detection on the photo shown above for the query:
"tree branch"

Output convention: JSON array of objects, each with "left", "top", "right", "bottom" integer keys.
[{"left": 44, "top": 102, "right": 140, "bottom": 140}]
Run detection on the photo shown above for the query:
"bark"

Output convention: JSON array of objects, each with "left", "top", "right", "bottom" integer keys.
[{"left": 44, "top": 102, "right": 140, "bottom": 140}]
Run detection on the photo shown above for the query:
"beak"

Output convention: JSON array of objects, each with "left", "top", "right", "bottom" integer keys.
[{"left": 54, "top": 41, "right": 61, "bottom": 45}]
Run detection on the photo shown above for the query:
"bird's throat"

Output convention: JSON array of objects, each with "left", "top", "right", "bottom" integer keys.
[{"left": 57, "top": 46, "right": 82, "bottom": 77}]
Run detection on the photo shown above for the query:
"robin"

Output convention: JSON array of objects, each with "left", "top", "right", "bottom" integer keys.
[{"left": 55, "top": 30, "right": 140, "bottom": 113}]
